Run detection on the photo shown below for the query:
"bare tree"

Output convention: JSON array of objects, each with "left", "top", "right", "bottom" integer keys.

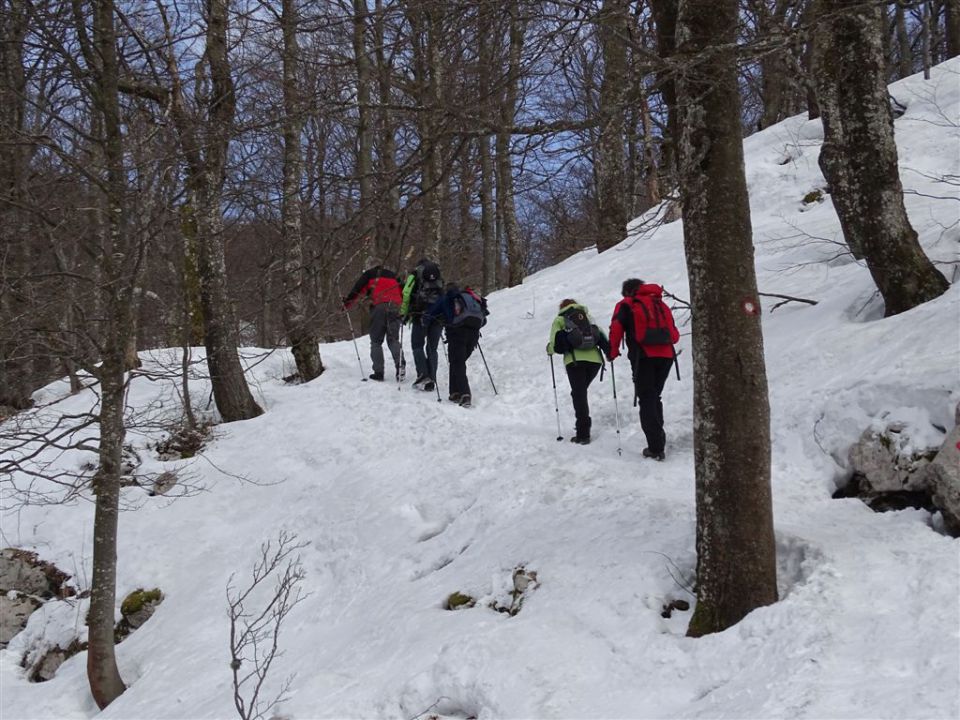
[
  {"left": 814, "top": 0, "right": 949, "bottom": 316},
  {"left": 279, "top": 0, "right": 324, "bottom": 382},
  {"left": 673, "top": 0, "right": 779, "bottom": 637},
  {"left": 228, "top": 531, "right": 308, "bottom": 720}
]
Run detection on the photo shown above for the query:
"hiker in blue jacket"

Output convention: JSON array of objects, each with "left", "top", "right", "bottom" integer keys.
[{"left": 424, "top": 283, "right": 487, "bottom": 408}]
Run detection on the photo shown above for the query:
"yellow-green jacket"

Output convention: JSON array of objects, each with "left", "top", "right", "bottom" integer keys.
[{"left": 547, "top": 303, "right": 606, "bottom": 366}]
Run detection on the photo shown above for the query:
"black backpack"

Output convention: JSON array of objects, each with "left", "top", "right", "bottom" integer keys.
[
  {"left": 451, "top": 288, "right": 487, "bottom": 329},
  {"left": 413, "top": 261, "right": 443, "bottom": 312},
  {"left": 561, "top": 306, "right": 597, "bottom": 351}
]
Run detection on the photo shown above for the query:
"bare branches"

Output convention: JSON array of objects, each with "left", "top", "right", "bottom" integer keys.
[{"left": 227, "top": 531, "right": 309, "bottom": 720}]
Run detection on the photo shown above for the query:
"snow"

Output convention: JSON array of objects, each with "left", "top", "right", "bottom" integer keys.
[{"left": 2, "top": 62, "right": 959, "bottom": 720}]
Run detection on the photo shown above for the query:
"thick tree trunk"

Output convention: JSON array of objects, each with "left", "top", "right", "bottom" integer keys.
[
  {"left": 947, "top": 0, "right": 960, "bottom": 58},
  {"left": 814, "top": 0, "right": 949, "bottom": 316},
  {"left": 595, "top": 0, "right": 630, "bottom": 251},
  {"left": 280, "top": 0, "right": 323, "bottom": 382},
  {"left": 674, "top": 0, "right": 778, "bottom": 638},
  {"left": 192, "top": 0, "right": 262, "bottom": 421},
  {"left": 0, "top": 0, "right": 33, "bottom": 411}
]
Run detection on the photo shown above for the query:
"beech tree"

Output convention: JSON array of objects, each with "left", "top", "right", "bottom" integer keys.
[
  {"left": 814, "top": 0, "right": 950, "bottom": 316},
  {"left": 673, "top": 0, "right": 779, "bottom": 637}
]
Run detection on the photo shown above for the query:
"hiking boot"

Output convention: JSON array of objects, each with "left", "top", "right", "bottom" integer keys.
[
  {"left": 421, "top": 380, "right": 436, "bottom": 392},
  {"left": 458, "top": 394, "right": 472, "bottom": 408},
  {"left": 369, "top": 372, "right": 384, "bottom": 381},
  {"left": 412, "top": 374, "right": 427, "bottom": 387},
  {"left": 642, "top": 447, "right": 665, "bottom": 461},
  {"left": 448, "top": 392, "right": 462, "bottom": 403},
  {"left": 570, "top": 436, "right": 591, "bottom": 445}
]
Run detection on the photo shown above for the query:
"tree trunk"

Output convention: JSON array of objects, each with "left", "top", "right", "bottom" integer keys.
[
  {"left": 353, "top": 0, "right": 375, "bottom": 245},
  {"left": 499, "top": 0, "right": 524, "bottom": 286},
  {"left": 649, "top": 0, "right": 679, "bottom": 188},
  {"left": 0, "top": 0, "right": 33, "bottom": 411},
  {"left": 895, "top": 1, "right": 913, "bottom": 78},
  {"left": 947, "top": 0, "right": 960, "bottom": 57},
  {"left": 595, "top": 0, "right": 630, "bottom": 252},
  {"left": 374, "top": 0, "right": 401, "bottom": 262},
  {"left": 280, "top": 0, "right": 323, "bottom": 382},
  {"left": 192, "top": 0, "right": 262, "bottom": 421},
  {"left": 86, "top": 0, "right": 129, "bottom": 706},
  {"left": 814, "top": 0, "right": 949, "bottom": 316},
  {"left": 86, "top": 361, "right": 126, "bottom": 709},
  {"left": 674, "top": 0, "right": 778, "bottom": 638}
]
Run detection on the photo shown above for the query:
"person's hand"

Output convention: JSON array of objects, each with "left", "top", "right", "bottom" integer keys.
[{"left": 545, "top": 343, "right": 551, "bottom": 355}]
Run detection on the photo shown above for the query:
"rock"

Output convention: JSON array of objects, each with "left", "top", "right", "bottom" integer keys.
[
  {"left": 848, "top": 424, "right": 938, "bottom": 494},
  {"left": 0, "top": 593, "right": 42, "bottom": 647},
  {"left": 25, "top": 639, "right": 85, "bottom": 683},
  {"left": 0, "top": 549, "right": 72, "bottom": 599},
  {"left": 446, "top": 592, "right": 475, "bottom": 610},
  {"left": 927, "top": 422, "right": 960, "bottom": 537},
  {"left": 120, "top": 588, "right": 163, "bottom": 630}
]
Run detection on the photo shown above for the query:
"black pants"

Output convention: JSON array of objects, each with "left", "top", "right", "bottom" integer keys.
[
  {"left": 633, "top": 356, "right": 673, "bottom": 454},
  {"left": 565, "top": 361, "right": 600, "bottom": 439},
  {"left": 369, "top": 303, "right": 402, "bottom": 375},
  {"left": 446, "top": 326, "right": 479, "bottom": 397}
]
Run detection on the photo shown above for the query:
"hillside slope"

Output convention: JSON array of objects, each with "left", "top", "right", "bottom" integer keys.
[{"left": 2, "top": 61, "right": 958, "bottom": 720}]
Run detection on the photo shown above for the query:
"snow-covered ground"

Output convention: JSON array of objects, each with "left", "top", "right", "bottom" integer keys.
[{"left": 2, "top": 62, "right": 958, "bottom": 720}]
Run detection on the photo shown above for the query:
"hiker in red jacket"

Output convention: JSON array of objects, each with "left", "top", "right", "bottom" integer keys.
[
  {"left": 608, "top": 278, "right": 680, "bottom": 460},
  {"left": 342, "top": 259, "right": 404, "bottom": 381}
]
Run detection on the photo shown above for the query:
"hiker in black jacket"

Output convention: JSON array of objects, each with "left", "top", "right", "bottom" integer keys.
[{"left": 423, "top": 284, "right": 486, "bottom": 408}]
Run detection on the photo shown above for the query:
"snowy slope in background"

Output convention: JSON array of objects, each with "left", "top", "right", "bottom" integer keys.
[{"left": 2, "top": 62, "right": 958, "bottom": 720}]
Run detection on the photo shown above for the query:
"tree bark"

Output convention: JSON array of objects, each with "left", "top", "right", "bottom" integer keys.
[
  {"left": 374, "top": 0, "right": 401, "bottom": 261},
  {"left": 947, "top": 0, "right": 960, "bottom": 58},
  {"left": 353, "top": 0, "right": 376, "bottom": 246},
  {"left": 499, "top": 0, "right": 524, "bottom": 286},
  {"left": 186, "top": 0, "right": 262, "bottom": 421},
  {"left": 85, "top": 0, "right": 129, "bottom": 706},
  {"left": 895, "top": 1, "right": 913, "bottom": 78},
  {"left": 280, "top": 0, "right": 323, "bottom": 382},
  {"left": 0, "top": 0, "right": 34, "bottom": 411},
  {"left": 649, "top": 0, "right": 679, "bottom": 188},
  {"left": 674, "top": 0, "right": 778, "bottom": 637},
  {"left": 814, "top": 0, "right": 949, "bottom": 316},
  {"left": 595, "top": 0, "right": 630, "bottom": 251}
]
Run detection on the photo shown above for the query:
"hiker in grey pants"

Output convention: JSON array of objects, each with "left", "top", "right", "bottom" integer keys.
[
  {"left": 369, "top": 302, "right": 403, "bottom": 379},
  {"left": 342, "top": 262, "right": 405, "bottom": 381}
]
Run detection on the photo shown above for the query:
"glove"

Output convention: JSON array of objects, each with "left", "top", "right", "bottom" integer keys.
[{"left": 545, "top": 343, "right": 552, "bottom": 355}]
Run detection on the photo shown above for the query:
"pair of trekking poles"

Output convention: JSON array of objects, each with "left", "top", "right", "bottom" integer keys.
[{"left": 549, "top": 353, "right": 623, "bottom": 456}]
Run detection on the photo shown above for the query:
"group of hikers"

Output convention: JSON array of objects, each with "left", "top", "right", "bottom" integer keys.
[
  {"left": 342, "top": 259, "right": 680, "bottom": 458},
  {"left": 342, "top": 257, "right": 489, "bottom": 408}
]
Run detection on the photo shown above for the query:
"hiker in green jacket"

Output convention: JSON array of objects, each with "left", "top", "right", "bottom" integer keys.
[{"left": 547, "top": 299, "right": 609, "bottom": 444}]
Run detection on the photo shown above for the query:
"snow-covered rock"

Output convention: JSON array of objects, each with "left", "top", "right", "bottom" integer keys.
[
  {"left": 928, "top": 413, "right": 960, "bottom": 536},
  {"left": 0, "top": 594, "right": 42, "bottom": 648},
  {"left": 848, "top": 422, "right": 940, "bottom": 494}
]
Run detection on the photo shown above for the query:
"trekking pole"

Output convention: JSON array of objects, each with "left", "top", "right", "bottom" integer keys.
[
  {"left": 336, "top": 278, "right": 367, "bottom": 382},
  {"left": 610, "top": 359, "right": 622, "bottom": 456},
  {"left": 397, "top": 321, "right": 404, "bottom": 390},
  {"left": 476, "top": 341, "right": 498, "bottom": 395},
  {"left": 549, "top": 353, "right": 563, "bottom": 442}
]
